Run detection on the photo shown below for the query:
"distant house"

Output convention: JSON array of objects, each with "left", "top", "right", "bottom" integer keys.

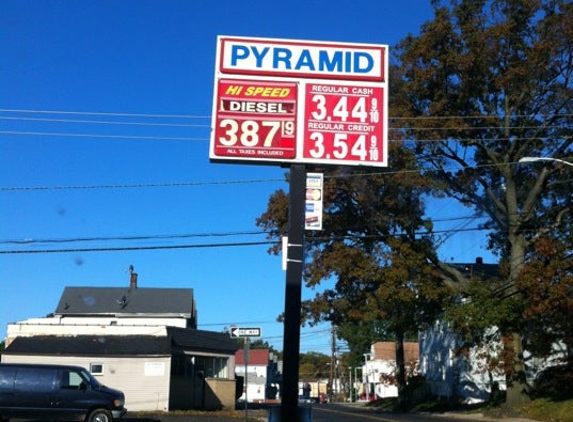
[
  {"left": 363, "top": 341, "right": 420, "bottom": 399},
  {"left": 418, "top": 257, "right": 504, "bottom": 403},
  {"left": 235, "top": 348, "right": 281, "bottom": 403},
  {"left": 5, "top": 274, "right": 197, "bottom": 345},
  {"left": 2, "top": 272, "right": 239, "bottom": 411}
]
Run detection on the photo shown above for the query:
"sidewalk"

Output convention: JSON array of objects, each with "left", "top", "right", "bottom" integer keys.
[{"left": 430, "top": 411, "right": 539, "bottom": 422}]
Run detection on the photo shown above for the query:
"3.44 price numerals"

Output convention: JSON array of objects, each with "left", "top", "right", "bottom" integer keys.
[{"left": 310, "top": 95, "right": 376, "bottom": 123}]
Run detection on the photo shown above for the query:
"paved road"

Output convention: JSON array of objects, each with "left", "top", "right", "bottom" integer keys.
[
  {"left": 10, "top": 403, "right": 540, "bottom": 422},
  {"left": 123, "top": 403, "right": 540, "bottom": 422}
]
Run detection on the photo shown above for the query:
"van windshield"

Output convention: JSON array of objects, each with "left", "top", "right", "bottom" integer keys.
[{"left": 80, "top": 368, "right": 101, "bottom": 389}]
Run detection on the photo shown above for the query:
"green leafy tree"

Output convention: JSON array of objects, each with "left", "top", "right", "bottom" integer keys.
[
  {"left": 299, "top": 351, "right": 331, "bottom": 381},
  {"left": 391, "top": 0, "right": 572, "bottom": 412},
  {"left": 337, "top": 321, "right": 386, "bottom": 368}
]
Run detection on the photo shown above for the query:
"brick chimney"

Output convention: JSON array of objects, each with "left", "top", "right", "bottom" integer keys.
[
  {"left": 476, "top": 257, "right": 483, "bottom": 265},
  {"left": 129, "top": 265, "right": 138, "bottom": 289}
]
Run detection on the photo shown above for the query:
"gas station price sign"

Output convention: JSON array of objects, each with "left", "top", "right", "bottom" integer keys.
[
  {"left": 213, "top": 79, "right": 298, "bottom": 159},
  {"left": 303, "top": 83, "right": 384, "bottom": 163},
  {"left": 210, "top": 36, "right": 388, "bottom": 167}
]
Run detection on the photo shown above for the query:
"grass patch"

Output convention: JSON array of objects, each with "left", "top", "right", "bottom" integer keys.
[
  {"left": 366, "top": 395, "right": 573, "bottom": 422},
  {"left": 522, "top": 398, "right": 573, "bottom": 422}
]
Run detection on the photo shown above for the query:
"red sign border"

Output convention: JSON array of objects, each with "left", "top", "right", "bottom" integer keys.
[{"left": 210, "top": 35, "right": 389, "bottom": 168}]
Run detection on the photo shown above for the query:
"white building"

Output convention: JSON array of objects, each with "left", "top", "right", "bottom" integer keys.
[
  {"left": 2, "top": 273, "right": 239, "bottom": 411},
  {"left": 363, "top": 341, "right": 420, "bottom": 399},
  {"left": 235, "top": 348, "right": 280, "bottom": 403}
]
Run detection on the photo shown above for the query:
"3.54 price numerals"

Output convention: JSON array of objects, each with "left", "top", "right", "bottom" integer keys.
[
  {"left": 218, "top": 119, "right": 295, "bottom": 147},
  {"left": 307, "top": 132, "right": 379, "bottom": 161}
]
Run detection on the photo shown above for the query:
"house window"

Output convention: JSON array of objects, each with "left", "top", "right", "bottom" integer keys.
[
  {"left": 90, "top": 363, "right": 104, "bottom": 375},
  {"left": 192, "top": 356, "right": 228, "bottom": 379},
  {"left": 171, "top": 355, "right": 229, "bottom": 379},
  {"left": 211, "top": 357, "right": 228, "bottom": 378}
]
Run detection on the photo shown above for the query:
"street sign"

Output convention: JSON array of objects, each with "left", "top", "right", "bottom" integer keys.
[
  {"left": 230, "top": 327, "right": 262, "bottom": 338},
  {"left": 210, "top": 36, "right": 388, "bottom": 167}
]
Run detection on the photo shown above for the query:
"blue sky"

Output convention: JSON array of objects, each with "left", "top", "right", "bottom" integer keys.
[{"left": 0, "top": 0, "right": 495, "bottom": 354}]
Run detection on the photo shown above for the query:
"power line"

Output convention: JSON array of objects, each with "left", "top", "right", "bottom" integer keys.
[
  {"left": 0, "top": 226, "right": 490, "bottom": 255},
  {"left": 1, "top": 108, "right": 571, "bottom": 120},
  {"left": 0, "top": 109, "right": 209, "bottom": 119},
  {"left": 0, "top": 130, "right": 204, "bottom": 142},
  {"left": 1, "top": 115, "right": 566, "bottom": 132},
  {"left": 0, "top": 177, "right": 285, "bottom": 191},
  {"left": 0, "top": 116, "right": 210, "bottom": 128},
  {"left": 0, "top": 161, "right": 540, "bottom": 191},
  {"left": 1, "top": 108, "right": 569, "bottom": 145},
  {"left": 0, "top": 240, "right": 275, "bottom": 254},
  {"left": 0, "top": 215, "right": 483, "bottom": 247},
  {"left": 0, "top": 129, "right": 561, "bottom": 144},
  {"left": 199, "top": 319, "right": 279, "bottom": 328},
  {"left": 0, "top": 230, "right": 267, "bottom": 245},
  {"left": 0, "top": 159, "right": 539, "bottom": 191}
]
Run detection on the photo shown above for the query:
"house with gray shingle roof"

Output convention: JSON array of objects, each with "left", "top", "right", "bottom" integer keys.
[
  {"left": 56, "top": 285, "right": 197, "bottom": 324},
  {"left": 1, "top": 272, "right": 239, "bottom": 412}
]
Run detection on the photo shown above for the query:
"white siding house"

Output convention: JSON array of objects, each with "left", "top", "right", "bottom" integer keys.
[
  {"left": 419, "top": 322, "right": 506, "bottom": 403},
  {"left": 235, "top": 349, "right": 280, "bottom": 403},
  {"left": 363, "top": 341, "right": 420, "bottom": 400},
  {"left": 1, "top": 273, "right": 239, "bottom": 411}
]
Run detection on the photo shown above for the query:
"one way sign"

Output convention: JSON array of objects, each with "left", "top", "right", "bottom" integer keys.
[{"left": 230, "top": 327, "right": 261, "bottom": 338}]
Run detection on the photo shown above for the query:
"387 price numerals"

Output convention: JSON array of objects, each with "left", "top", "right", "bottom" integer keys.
[{"left": 217, "top": 119, "right": 295, "bottom": 147}]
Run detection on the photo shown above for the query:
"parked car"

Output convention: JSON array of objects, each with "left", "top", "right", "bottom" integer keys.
[
  {"left": 0, "top": 363, "right": 127, "bottom": 422},
  {"left": 297, "top": 396, "right": 317, "bottom": 404}
]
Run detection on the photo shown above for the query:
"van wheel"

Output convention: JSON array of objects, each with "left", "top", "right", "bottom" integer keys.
[{"left": 87, "top": 408, "right": 112, "bottom": 422}]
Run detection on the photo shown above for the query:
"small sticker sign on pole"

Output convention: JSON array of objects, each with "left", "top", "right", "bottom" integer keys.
[{"left": 305, "top": 173, "right": 323, "bottom": 230}]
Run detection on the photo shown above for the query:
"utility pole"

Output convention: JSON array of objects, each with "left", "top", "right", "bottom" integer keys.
[{"left": 244, "top": 338, "right": 249, "bottom": 422}]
